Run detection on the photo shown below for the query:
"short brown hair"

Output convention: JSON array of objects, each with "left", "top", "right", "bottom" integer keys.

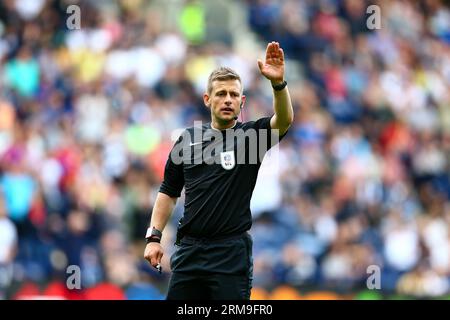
[{"left": 207, "top": 67, "right": 242, "bottom": 95}]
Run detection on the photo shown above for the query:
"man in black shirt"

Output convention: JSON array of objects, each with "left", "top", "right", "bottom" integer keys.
[{"left": 144, "top": 41, "right": 293, "bottom": 299}]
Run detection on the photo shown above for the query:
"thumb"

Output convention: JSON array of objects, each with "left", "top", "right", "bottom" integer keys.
[{"left": 257, "top": 59, "right": 263, "bottom": 72}]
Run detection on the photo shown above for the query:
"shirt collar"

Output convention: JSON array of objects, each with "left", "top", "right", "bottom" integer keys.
[{"left": 210, "top": 120, "right": 237, "bottom": 131}]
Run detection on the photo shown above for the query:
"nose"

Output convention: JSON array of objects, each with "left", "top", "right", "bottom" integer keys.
[{"left": 225, "top": 93, "right": 232, "bottom": 105}]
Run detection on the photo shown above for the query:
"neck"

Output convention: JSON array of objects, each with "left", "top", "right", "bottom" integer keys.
[{"left": 211, "top": 119, "right": 236, "bottom": 131}]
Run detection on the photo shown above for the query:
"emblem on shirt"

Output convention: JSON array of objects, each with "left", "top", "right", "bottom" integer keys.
[{"left": 220, "top": 151, "right": 235, "bottom": 170}]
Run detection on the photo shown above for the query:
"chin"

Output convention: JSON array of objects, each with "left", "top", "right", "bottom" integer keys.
[{"left": 216, "top": 115, "right": 234, "bottom": 122}]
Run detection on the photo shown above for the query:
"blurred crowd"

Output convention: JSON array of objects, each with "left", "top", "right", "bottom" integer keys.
[{"left": 0, "top": 0, "right": 449, "bottom": 299}]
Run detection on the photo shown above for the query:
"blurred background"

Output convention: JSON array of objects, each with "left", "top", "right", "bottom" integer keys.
[{"left": 0, "top": 0, "right": 449, "bottom": 300}]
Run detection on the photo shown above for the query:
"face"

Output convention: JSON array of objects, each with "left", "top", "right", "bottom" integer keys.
[{"left": 203, "top": 79, "right": 246, "bottom": 125}]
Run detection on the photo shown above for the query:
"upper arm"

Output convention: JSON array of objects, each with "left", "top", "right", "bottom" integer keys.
[
  {"left": 255, "top": 115, "right": 288, "bottom": 139},
  {"left": 157, "top": 191, "right": 178, "bottom": 206},
  {"left": 159, "top": 135, "right": 185, "bottom": 198},
  {"left": 253, "top": 116, "right": 287, "bottom": 154}
]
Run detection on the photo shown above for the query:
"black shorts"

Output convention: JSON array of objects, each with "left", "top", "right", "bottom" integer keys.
[{"left": 166, "top": 232, "right": 253, "bottom": 300}]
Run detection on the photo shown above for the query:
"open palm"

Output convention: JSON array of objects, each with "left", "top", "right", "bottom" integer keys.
[{"left": 257, "top": 41, "right": 285, "bottom": 84}]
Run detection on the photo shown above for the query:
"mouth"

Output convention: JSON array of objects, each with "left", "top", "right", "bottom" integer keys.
[{"left": 220, "top": 107, "right": 234, "bottom": 114}]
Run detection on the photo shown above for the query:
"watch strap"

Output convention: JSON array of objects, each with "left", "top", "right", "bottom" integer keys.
[{"left": 272, "top": 80, "right": 287, "bottom": 91}]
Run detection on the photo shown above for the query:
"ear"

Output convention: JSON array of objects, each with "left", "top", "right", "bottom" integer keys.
[
  {"left": 240, "top": 95, "right": 246, "bottom": 109},
  {"left": 203, "top": 93, "right": 211, "bottom": 108}
]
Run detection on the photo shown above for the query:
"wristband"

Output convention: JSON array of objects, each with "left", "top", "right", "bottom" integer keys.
[
  {"left": 145, "top": 227, "right": 162, "bottom": 243},
  {"left": 146, "top": 236, "right": 161, "bottom": 244},
  {"left": 272, "top": 80, "right": 287, "bottom": 91}
]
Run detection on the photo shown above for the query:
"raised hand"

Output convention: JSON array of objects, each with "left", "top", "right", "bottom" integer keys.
[{"left": 257, "top": 41, "right": 285, "bottom": 85}]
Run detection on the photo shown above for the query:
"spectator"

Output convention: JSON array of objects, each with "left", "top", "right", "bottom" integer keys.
[{"left": 0, "top": 192, "right": 17, "bottom": 299}]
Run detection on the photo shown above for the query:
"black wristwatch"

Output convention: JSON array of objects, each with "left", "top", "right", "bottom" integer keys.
[
  {"left": 272, "top": 80, "right": 287, "bottom": 91},
  {"left": 145, "top": 227, "right": 162, "bottom": 244}
]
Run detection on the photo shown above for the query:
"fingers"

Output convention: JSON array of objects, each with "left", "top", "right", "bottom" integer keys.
[
  {"left": 266, "top": 42, "right": 274, "bottom": 59},
  {"left": 272, "top": 42, "right": 281, "bottom": 58},
  {"left": 273, "top": 41, "right": 279, "bottom": 52},
  {"left": 150, "top": 256, "right": 158, "bottom": 267},
  {"left": 150, "top": 252, "right": 163, "bottom": 267},
  {"left": 144, "top": 244, "right": 164, "bottom": 268},
  {"left": 157, "top": 251, "right": 164, "bottom": 264},
  {"left": 279, "top": 48, "right": 284, "bottom": 61},
  {"left": 265, "top": 42, "right": 283, "bottom": 62},
  {"left": 257, "top": 59, "right": 263, "bottom": 72},
  {"left": 267, "top": 42, "right": 279, "bottom": 53},
  {"left": 144, "top": 253, "right": 153, "bottom": 265}
]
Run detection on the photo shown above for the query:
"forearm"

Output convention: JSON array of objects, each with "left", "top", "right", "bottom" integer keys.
[
  {"left": 149, "top": 192, "right": 177, "bottom": 232},
  {"left": 144, "top": 192, "right": 175, "bottom": 267},
  {"left": 270, "top": 82, "right": 294, "bottom": 135},
  {"left": 258, "top": 41, "right": 294, "bottom": 134}
]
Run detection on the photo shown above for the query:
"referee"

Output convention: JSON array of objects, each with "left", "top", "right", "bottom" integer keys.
[{"left": 144, "top": 41, "right": 293, "bottom": 300}]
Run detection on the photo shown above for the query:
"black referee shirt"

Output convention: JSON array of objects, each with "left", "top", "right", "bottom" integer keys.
[{"left": 159, "top": 116, "right": 286, "bottom": 239}]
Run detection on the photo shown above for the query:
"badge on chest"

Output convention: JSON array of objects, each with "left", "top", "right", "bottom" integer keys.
[{"left": 220, "top": 150, "right": 235, "bottom": 170}]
